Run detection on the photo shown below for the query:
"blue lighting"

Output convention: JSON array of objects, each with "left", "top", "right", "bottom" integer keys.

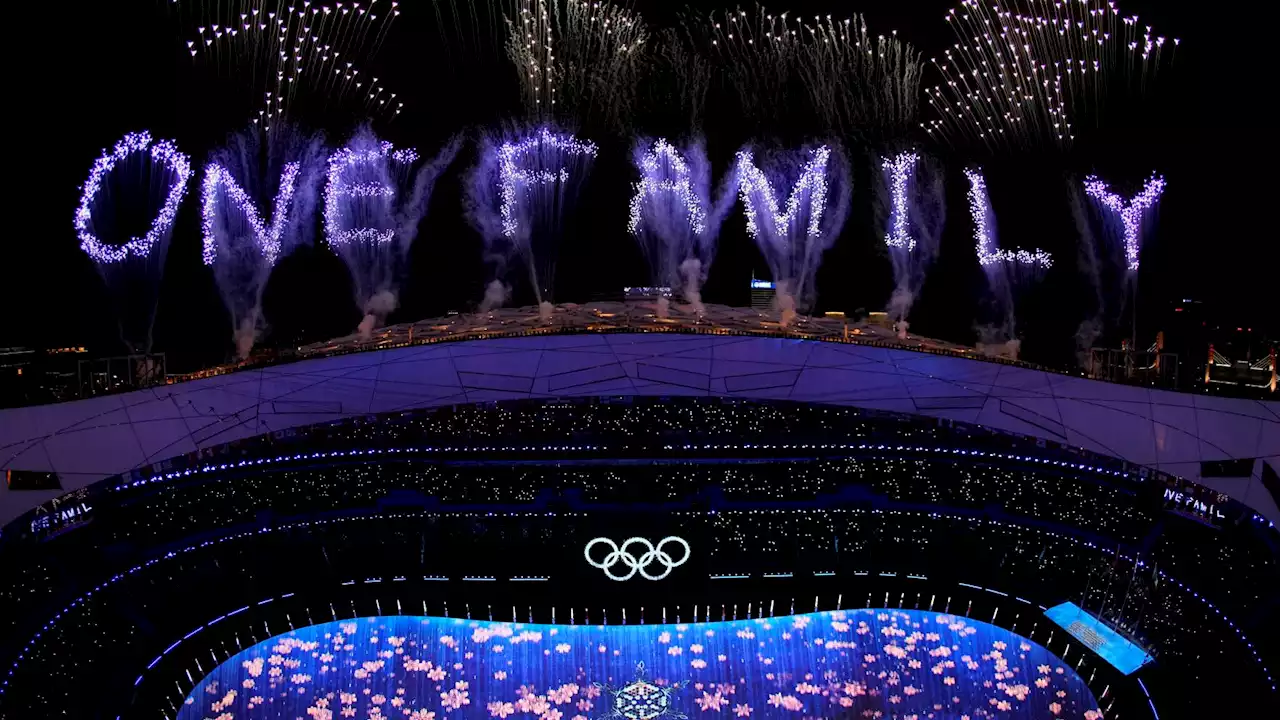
[
  {"left": 176, "top": 610, "right": 1100, "bottom": 719},
  {"left": 1045, "top": 603, "right": 1154, "bottom": 675}
]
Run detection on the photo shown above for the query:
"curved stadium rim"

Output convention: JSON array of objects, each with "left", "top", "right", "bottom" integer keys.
[{"left": 163, "top": 303, "right": 1098, "bottom": 388}]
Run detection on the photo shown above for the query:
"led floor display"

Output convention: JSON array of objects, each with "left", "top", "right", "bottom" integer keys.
[{"left": 178, "top": 610, "right": 1101, "bottom": 719}]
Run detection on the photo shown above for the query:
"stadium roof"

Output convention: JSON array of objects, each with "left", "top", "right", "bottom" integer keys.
[{"left": 2, "top": 302, "right": 1277, "bottom": 529}]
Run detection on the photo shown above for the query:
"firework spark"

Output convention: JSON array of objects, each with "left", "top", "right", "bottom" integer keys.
[
  {"left": 1083, "top": 173, "right": 1166, "bottom": 271},
  {"left": 924, "top": 0, "right": 1176, "bottom": 151},
  {"left": 74, "top": 131, "right": 193, "bottom": 352},
  {"left": 735, "top": 143, "right": 851, "bottom": 324},
  {"left": 965, "top": 167, "right": 1052, "bottom": 268},
  {"left": 173, "top": 0, "right": 402, "bottom": 126},
  {"left": 506, "top": 0, "right": 649, "bottom": 132},
  {"left": 880, "top": 150, "right": 945, "bottom": 329},
  {"left": 202, "top": 126, "right": 327, "bottom": 357},
  {"left": 965, "top": 167, "right": 1051, "bottom": 358},
  {"left": 629, "top": 138, "right": 737, "bottom": 314},
  {"left": 466, "top": 126, "right": 598, "bottom": 311},
  {"left": 325, "top": 127, "right": 460, "bottom": 337},
  {"left": 686, "top": 9, "right": 922, "bottom": 139}
]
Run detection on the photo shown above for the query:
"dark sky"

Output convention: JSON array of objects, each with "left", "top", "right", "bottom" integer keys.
[{"left": 6, "top": 0, "right": 1273, "bottom": 371}]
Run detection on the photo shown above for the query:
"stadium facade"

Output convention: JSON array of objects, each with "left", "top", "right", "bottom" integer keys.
[{"left": 1, "top": 306, "right": 1277, "bottom": 719}]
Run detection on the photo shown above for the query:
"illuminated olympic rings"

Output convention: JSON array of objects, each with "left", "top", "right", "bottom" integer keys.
[{"left": 584, "top": 537, "right": 691, "bottom": 581}]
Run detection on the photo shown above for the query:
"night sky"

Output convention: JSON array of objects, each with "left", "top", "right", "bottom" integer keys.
[{"left": 7, "top": 0, "right": 1273, "bottom": 373}]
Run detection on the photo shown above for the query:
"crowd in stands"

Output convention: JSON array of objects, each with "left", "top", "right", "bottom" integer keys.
[{"left": 0, "top": 398, "right": 1273, "bottom": 718}]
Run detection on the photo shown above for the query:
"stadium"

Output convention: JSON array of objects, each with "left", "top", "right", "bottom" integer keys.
[
  {"left": 1, "top": 311, "right": 1277, "bottom": 718},
  {"left": 5, "top": 1, "right": 1278, "bottom": 718}
]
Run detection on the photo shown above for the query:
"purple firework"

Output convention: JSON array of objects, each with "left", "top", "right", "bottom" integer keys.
[
  {"left": 880, "top": 150, "right": 945, "bottom": 332},
  {"left": 466, "top": 127, "right": 598, "bottom": 315},
  {"left": 1083, "top": 173, "right": 1166, "bottom": 272},
  {"left": 628, "top": 138, "right": 737, "bottom": 316},
  {"left": 202, "top": 126, "right": 326, "bottom": 358},
  {"left": 735, "top": 143, "right": 851, "bottom": 325},
  {"left": 74, "top": 131, "right": 192, "bottom": 352},
  {"left": 325, "top": 127, "right": 460, "bottom": 338},
  {"left": 964, "top": 167, "right": 1052, "bottom": 359}
]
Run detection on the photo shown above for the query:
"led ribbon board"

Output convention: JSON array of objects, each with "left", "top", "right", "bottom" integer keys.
[
  {"left": 1083, "top": 174, "right": 1166, "bottom": 271},
  {"left": 201, "top": 162, "right": 302, "bottom": 267},
  {"left": 75, "top": 131, "right": 193, "bottom": 264}
]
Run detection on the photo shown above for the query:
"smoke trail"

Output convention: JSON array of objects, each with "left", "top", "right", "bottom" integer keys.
[
  {"left": 735, "top": 142, "right": 852, "bottom": 326},
  {"left": 629, "top": 137, "right": 737, "bottom": 316},
  {"left": 1069, "top": 179, "right": 1105, "bottom": 368},
  {"left": 325, "top": 126, "right": 461, "bottom": 339},
  {"left": 75, "top": 131, "right": 193, "bottom": 354},
  {"left": 879, "top": 150, "right": 945, "bottom": 335},
  {"left": 465, "top": 126, "right": 598, "bottom": 312},
  {"left": 479, "top": 278, "right": 511, "bottom": 313},
  {"left": 202, "top": 125, "right": 326, "bottom": 358}
]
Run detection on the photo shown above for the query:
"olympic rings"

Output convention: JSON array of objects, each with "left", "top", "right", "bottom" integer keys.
[{"left": 583, "top": 536, "right": 691, "bottom": 581}]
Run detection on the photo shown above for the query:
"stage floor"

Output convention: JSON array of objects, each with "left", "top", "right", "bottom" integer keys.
[
  {"left": 179, "top": 609, "right": 1101, "bottom": 719},
  {"left": 1045, "top": 602, "right": 1154, "bottom": 675}
]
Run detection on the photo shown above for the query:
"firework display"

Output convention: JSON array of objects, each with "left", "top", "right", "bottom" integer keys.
[
  {"left": 176, "top": 610, "right": 1102, "bottom": 720},
  {"left": 880, "top": 151, "right": 945, "bottom": 333},
  {"left": 688, "top": 9, "right": 923, "bottom": 139},
  {"left": 59, "top": 0, "right": 1187, "bottom": 364},
  {"left": 965, "top": 167, "right": 1053, "bottom": 357},
  {"left": 925, "top": 0, "right": 1175, "bottom": 151},
  {"left": 966, "top": 169, "right": 1053, "bottom": 270},
  {"left": 325, "top": 128, "right": 460, "bottom": 338},
  {"left": 507, "top": 0, "right": 649, "bottom": 132},
  {"left": 467, "top": 127, "right": 598, "bottom": 315},
  {"left": 202, "top": 127, "right": 327, "bottom": 358},
  {"left": 1083, "top": 174, "right": 1166, "bottom": 272},
  {"left": 628, "top": 138, "right": 736, "bottom": 316},
  {"left": 736, "top": 144, "right": 851, "bottom": 325},
  {"left": 74, "top": 131, "right": 193, "bottom": 353},
  {"left": 172, "top": 0, "right": 402, "bottom": 125}
]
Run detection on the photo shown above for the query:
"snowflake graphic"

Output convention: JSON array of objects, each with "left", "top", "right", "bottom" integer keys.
[{"left": 596, "top": 662, "right": 687, "bottom": 720}]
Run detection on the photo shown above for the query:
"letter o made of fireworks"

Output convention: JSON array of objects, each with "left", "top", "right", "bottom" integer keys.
[{"left": 75, "top": 131, "right": 193, "bottom": 265}]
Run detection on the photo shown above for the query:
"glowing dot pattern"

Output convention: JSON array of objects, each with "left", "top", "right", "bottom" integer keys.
[
  {"left": 324, "top": 140, "right": 417, "bottom": 247},
  {"left": 735, "top": 146, "right": 832, "bottom": 242},
  {"left": 498, "top": 128, "right": 599, "bottom": 238},
  {"left": 882, "top": 151, "right": 919, "bottom": 251},
  {"left": 1083, "top": 173, "right": 1166, "bottom": 271},
  {"left": 965, "top": 167, "right": 1053, "bottom": 268},
  {"left": 628, "top": 139, "right": 707, "bottom": 238},
  {"left": 201, "top": 162, "right": 302, "bottom": 267},
  {"left": 75, "top": 131, "right": 193, "bottom": 265}
]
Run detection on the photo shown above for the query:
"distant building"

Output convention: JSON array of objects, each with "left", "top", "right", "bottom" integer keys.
[{"left": 749, "top": 277, "right": 775, "bottom": 311}]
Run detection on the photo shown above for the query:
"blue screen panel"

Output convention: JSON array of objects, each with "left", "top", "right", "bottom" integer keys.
[
  {"left": 178, "top": 609, "right": 1102, "bottom": 719},
  {"left": 1045, "top": 603, "right": 1153, "bottom": 675}
]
